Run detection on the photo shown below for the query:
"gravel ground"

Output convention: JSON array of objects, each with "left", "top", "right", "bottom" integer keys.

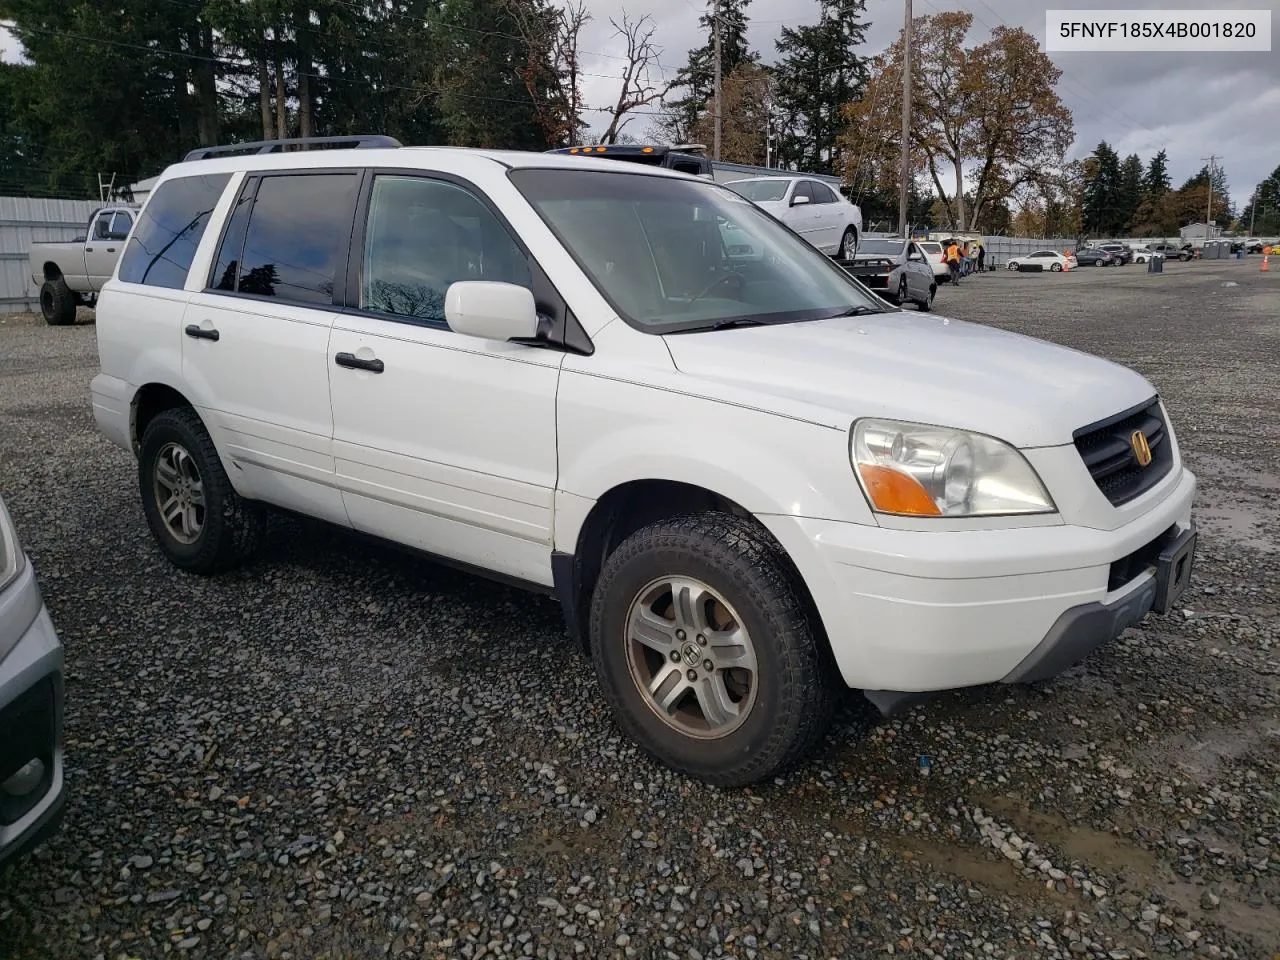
[{"left": 1, "top": 260, "right": 1277, "bottom": 960}]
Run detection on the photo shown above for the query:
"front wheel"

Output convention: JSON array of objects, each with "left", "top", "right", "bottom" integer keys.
[
  {"left": 916, "top": 285, "right": 935, "bottom": 311},
  {"left": 39, "top": 277, "right": 77, "bottom": 325},
  {"left": 1007, "top": 262, "right": 1018, "bottom": 271},
  {"left": 589, "top": 514, "right": 836, "bottom": 787},
  {"left": 836, "top": 226, "right": 857, "bottom": 259},
  {"left": 896, "top": 278, "right": 908, "bottom": 305},
  {"left": 138, "top": 407, "right": 266, "bottom": 574}
]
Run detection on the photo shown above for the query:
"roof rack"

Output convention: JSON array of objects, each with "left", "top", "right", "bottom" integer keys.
[{"left": 183, "top": 135, "right": 402, "bottom": 162}]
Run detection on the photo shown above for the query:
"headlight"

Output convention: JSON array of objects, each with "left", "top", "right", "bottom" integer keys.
[
  {"left": 0, "top": 497, "right": 25, "bottom": 593},
  {"left": 851, "top": 419, "right": 1056, "bottom": 517}
]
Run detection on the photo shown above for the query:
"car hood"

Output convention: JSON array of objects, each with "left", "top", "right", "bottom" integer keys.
[{"left": 663, "top": 311, "right": 1155, "bottom": 448}]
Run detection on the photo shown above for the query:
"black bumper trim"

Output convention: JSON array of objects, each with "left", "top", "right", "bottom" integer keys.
[{"left": 1000, "top": 576, "right": 1157, "bottom": 683}]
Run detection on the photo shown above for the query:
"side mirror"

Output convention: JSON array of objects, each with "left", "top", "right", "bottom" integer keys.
[
  {"left": 790, "top": 194, "right": 810, "bottom": 207},
  {"left": 444, "top": 281, "right": 539, "bottom": 342}
]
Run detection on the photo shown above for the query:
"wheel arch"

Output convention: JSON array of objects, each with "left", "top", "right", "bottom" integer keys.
[
  {"left": 41, "top": 262, "right": 63, "bottom": 282},
  {"left": 552, "top": 479, "right": 831, "bottom": 668},
  {"left": 131, "top": 382, "right": 200, "bottom": 453}
]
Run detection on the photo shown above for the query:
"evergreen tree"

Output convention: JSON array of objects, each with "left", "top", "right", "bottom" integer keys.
[
  {"left": 1243, "top": 164, "right": 1280, "bottom": 235},
  {"left": 661, "top": 0, "right": 757, "bottom": 144},
  {"left": 1081, "top": 141, "right": 1122, "bottom": 236},
  {"left": 772, "top": 0, "right": 871, "bottom": 174},
  {"left": 1143, "top": 148, "right": 1171, "bottom": 200},
  {"left": 1118, "top": 153, "right": 1144, "bottom": 232},
  {"left": 1180, "top": 163, "right": 1235, "bottom": 224}
]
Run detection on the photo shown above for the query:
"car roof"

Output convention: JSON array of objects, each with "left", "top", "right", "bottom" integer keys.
[
  {"left": 725, "top": 176, "right": 800, "bottom": 184},
  {"left": 155, "top": 145, "right": 694, "bottom": 185}
]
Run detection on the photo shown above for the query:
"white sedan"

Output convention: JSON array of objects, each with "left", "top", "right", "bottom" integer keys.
[
  {"left": 1007, "top": 250, "right": 1078, "bottom": 272},
  {"left": 725, "top": 177, "right": 862, "bottom": 259},
  {"left": 916, "top": 241, "right": 951, "bottom": 282}
]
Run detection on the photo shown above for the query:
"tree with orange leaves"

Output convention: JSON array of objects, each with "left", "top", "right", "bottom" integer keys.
[{"left": 839, "top": 11, "right": 1073, "bottom": 232}]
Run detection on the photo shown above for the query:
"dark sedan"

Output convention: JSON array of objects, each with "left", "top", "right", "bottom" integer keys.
[
  {"left": 1075, "top": 247, "right": 1119, "bottom": 266},
  {"left": 838, "top": 239, "right": 937, "bottom": 310}
]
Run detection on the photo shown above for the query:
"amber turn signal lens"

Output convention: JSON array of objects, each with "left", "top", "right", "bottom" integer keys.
[{"left": 856, "top": 464, "right": 941, "bottom": 516}]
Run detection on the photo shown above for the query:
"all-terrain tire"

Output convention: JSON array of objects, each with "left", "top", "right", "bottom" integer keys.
[
  {"left": 40, "top": 277, "right": 77, "bottom": 326},
  {"left": 589, "top": 513, "right": 836, "bottom": 787},
  {"left": 138, "top": 407, "right": 266, "bottom": 574}
]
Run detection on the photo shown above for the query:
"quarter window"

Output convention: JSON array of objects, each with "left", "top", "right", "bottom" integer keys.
[
  {"left": 117, "top": 173, "right": 230, "bottom": 289},
  {"left": 360, "top": 176, "right": 531, "bottom": 324},
  {"left": 231, "top": 173, "right": 359, "bottom": 304}
]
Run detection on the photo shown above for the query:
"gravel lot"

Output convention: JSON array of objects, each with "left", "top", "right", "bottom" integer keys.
[{"left": 1, "top": 260, "right": 1277, "bottom": 959}]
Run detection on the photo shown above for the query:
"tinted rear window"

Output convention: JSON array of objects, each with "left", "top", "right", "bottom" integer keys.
[
  {"left": 117, "top": 174, "right": 231, "bottom": 289},
  {"left": 234, "top": 173, "right": 360, "bottom": 305}
]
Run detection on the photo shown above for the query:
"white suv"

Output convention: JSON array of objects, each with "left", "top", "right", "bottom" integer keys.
[{"left": 91, "top": 137, "right": 1197, "bottom": 786}]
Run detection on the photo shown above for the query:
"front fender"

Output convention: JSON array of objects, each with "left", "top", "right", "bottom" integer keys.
[{"left": 553, "top": 362, "right": 875, "bottom": 552}]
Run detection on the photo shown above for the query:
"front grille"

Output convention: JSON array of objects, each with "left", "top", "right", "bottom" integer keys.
[{"left": 1074, "top": 399, "right": 1174, "bottom": 506}]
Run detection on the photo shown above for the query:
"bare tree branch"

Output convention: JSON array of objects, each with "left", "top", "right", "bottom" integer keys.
[{"left": 599, "top": 12, "right": 670, "bottom": 145}]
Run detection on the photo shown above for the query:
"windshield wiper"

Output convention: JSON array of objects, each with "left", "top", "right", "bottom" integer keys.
[
  {"left": 822, "top": 305, "right": 886, "bottom": 318},
  {"left": 668, "top": 316, "right": 770, "bottom": 334}
]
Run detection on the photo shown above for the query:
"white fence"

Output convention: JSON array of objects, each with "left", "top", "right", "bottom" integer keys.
[{"left": 0, "top": 197, "right": 100, "bottom": 311}]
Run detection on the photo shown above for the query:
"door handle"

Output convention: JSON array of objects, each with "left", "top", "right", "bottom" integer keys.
[
  {"left": 185, "top": 324, "right": 220, "bottom": 342},
  {"left": 335, "top": 352, "right": 384, "bottom": 373},
  {"left": 107, "top": 247, "right": 116, "bottom": 253},
  {"left": 85, "top": 247, "right": 94, "bottom": 253}
]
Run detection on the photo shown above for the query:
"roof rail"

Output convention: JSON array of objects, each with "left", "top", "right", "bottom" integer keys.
[{"left": 182, "top": 135, "right": 402, "bottom": 162}]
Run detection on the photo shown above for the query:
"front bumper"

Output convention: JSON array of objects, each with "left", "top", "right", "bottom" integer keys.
[
  {"left": 760, "top": 465, "right": 1196, "bottom": 698},
  {"left": 0, "top": 560, "right": 66, "bottom": 867}
]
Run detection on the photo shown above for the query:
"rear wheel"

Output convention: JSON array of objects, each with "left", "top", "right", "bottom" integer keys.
[
  {"left": 1051, "top": 262, "right": 1063, "bottom": 272},
  {"left": 138, "top": 407, "right": 266, "bottom": 574},
  {"left": 589, "top": 514, "right": 836, "bottom": 786},
  {"left": 39, "top": 277, "right": 77, "bottom": 325},
  {"left": 836, "top": 226, "right": 857, "bottom": 259}
]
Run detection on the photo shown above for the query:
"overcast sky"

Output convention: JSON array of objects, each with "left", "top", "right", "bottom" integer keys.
[{"left": 3, "top": 0, "right": 1276, "bottom": 210}]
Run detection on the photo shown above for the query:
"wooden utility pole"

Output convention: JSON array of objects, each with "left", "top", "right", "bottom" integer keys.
[
  {"left": 897, "top": 0, "right": 912, "bottom": 237},
  {"left": 713, "top": 0, "right": 722, "bottom": 161},
  {"left": 1204, "top": 154, "right": 1218, "bottom": 237}
]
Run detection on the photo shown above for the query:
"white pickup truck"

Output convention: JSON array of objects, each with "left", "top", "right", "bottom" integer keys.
[{"left": 28, "top": 206, "right": 138, "bottom": 325}]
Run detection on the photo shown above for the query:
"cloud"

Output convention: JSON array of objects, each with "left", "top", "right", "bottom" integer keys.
[{"left": 573, "top": 0, "right": 1280, "bottom": 209}]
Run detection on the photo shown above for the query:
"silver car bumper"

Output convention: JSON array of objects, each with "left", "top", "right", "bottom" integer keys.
[{"left": 0, "top": 558, "right": 65, "bottom": 866}]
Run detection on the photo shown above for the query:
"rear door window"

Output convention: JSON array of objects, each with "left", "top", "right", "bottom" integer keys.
[
  {"left": 227, "top": 172, "right": 360, "bottom": 305},
  {"left": 118, "top": 173, "right": 232, "bottom": 289},
  {"left": 810, "top": 183, "right": 838, "bottom": 204}
]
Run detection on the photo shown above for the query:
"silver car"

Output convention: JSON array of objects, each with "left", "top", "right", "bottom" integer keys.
[{"left": 0, "top": 493, "right": 65, "bottom": 866}]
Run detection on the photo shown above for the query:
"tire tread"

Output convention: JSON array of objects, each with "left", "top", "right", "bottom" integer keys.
[
  {"left": 139, "top": 407, "right": 265, "bottom": 574},
  {"left": 589, "top": 512, "right": 836, "bottom": 787}
]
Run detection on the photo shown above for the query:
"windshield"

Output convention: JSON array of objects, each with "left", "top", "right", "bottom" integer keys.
[
  {"left": 724, "top": 179, "right": 791, "bottom": 202},
  {"left": 509, "top": 168, "right": 885, "bottom": 333},
  {"left": 857, "top": 239, "right": 906, "bottom": 256}
]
